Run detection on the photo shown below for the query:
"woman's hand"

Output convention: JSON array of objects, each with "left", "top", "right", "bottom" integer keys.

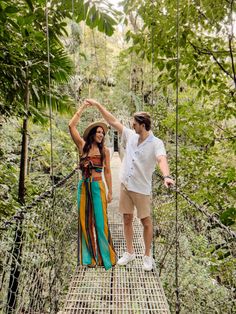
[
  {"left": 107, "top": 191, "right": 113, "bottom": 203},
  {"left": 77, "top": 100, "right": 90, "bottom": 112},
  {"left": 85, "top": 99, "right": 100, "bottom": 107}
]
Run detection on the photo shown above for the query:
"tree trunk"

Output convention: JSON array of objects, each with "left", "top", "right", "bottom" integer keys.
[
  {"left": 7, "top": 79, "right": 29, "bottom": 313},
  {"left": 18, "top": 117, "right": 28, "bottom": 204}
]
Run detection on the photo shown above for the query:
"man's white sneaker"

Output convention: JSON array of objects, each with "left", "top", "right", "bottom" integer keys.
[
  {"left": 117, "top": 252, "right": 136, "bottom": 266},
  {"left": 143, "top": 255, "right": 153, "bottom": 271}
]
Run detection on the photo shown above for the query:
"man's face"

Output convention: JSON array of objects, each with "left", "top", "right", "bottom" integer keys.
[{"left": 132, "top": 119, "right": 143, "bottom": 134}]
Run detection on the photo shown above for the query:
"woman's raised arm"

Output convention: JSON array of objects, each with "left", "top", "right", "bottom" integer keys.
[{"left": 68, "top": 102, "right": 88, "bottom": 153}]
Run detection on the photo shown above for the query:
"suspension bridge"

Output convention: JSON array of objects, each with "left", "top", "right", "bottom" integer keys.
[
  {"left": 1, "top": 149, "right": 235, "bottom": 313},
  {"left": 1, "top": 152, "right": 170, "bottom": 313},
  {"left": 1, "top": 0, "right": 236, "bottom": 312}
]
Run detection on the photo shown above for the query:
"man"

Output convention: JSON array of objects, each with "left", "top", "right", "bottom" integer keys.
[{"left": 86, "top": 99, "right": 174, "bottom": 271}]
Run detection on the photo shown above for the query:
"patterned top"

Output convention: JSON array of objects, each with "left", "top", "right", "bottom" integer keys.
[{"left": 79, "top": 155, "right": 103, "bottom": 179}]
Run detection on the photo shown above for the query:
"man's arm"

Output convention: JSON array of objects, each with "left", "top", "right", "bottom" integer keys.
[
  {"left": 157, "top": 155, "right": 175, "bottom": 188},
  {"left": 86, "top": 99, "right": 124, "bottom": 134}
]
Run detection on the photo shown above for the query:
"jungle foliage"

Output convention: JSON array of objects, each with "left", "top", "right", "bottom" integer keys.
[{"left": 0, "top": 0, "right": 235, "bottom": 313}]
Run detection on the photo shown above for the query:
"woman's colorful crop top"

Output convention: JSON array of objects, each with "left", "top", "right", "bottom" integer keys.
[{"left": 79, "top": 155, "right": 103, "bottom": 179}]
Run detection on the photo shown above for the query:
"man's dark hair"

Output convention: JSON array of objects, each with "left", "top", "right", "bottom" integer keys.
[{"left": 133, "top": 112, "right": 151, "bottom": 131}]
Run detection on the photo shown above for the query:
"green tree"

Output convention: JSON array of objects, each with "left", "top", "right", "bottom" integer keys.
[{"left": 0, "top": 0, "right": 119, "bottom": 311}]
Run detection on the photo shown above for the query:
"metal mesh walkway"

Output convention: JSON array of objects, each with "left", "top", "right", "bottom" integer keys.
[{"left": 62, "top": 152, "right": 170, "bottom": 313}]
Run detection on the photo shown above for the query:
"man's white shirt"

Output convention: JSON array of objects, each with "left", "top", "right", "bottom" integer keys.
[{"left": 119, "top": 127, "right": 166, "bottom": 195}]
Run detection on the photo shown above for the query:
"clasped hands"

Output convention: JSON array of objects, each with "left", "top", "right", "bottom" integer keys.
[{"left": 82, "top": 98, "right": 99, "bottom": 108}]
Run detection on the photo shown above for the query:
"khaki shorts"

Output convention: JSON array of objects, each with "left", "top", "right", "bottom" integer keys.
[{"left": 119, "top": 184, "right": 151, "bottom": 219}]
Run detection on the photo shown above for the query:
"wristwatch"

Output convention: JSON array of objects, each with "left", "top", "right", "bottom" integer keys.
[{"left": 163, "top": 175, "right": 172, "bottom": 179}]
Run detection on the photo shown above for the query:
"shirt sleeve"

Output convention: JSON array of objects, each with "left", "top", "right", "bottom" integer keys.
[
  {"left": 155, "top": 139, "right": 166, "bottom": 157},
  {"left": 121, "top": 126, "right": 135, "bottom": 148}
]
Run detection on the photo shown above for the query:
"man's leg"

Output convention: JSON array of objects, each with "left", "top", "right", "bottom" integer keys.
[
  {"left": 141, "top": 216, "right": 153, "bottom": 256},
  {"left": 118, "top": 185, "right": 136, "bottom": 266},
  {"left": 123, "top": 213, "right": 134, "bottom": 253},
  {"left": 117, "top": 213, "right": 135, "bottom": 266}
]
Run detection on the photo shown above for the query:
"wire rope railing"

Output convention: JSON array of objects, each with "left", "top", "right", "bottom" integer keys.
[
  {"left": 1, "top": 159, "right": 235, "bottom": 312},
  {"left": 0, "top": 173, "right": 78, "bottom": 313},
  {"left": 152, "top": 172, "right": 236, "bottom": 314}
]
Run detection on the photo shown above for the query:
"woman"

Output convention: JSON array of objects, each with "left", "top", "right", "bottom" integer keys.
[{"left": 69, "top": 101, "right": 116, "bottom": 270}]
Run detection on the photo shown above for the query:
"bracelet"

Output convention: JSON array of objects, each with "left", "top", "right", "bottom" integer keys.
[{"left": 163, "top": 175, "right": 172, "bottom": 180}]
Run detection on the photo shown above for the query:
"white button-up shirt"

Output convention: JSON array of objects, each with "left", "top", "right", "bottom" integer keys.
[{"left": 120, "top": 127, "right": 166, "bottom": 195}]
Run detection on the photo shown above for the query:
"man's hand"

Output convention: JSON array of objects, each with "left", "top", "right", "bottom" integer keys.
[
  {"left": 164, "top": 177, "right": 175, "bottom": 188},
  {"left": 85, "top": 98, "right": 124, "bottom": 134},
  {"left": 78, "top": 100, "right": 90, "bottom": 111}
]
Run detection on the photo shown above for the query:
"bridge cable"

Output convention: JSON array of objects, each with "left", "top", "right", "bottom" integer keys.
[
  {"left": 46, "top": 2, "right": 54, "bottom": 191},
  {"left": 175, "top": 0, "right": 180, "bottom": 313}
]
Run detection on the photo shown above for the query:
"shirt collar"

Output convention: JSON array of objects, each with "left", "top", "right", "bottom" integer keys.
[
  {"left": 146, "top": 131, "right": 155, "bottom": 142},
  {"left": 137, "top": 131, "right": 155, "bottom": 147}
]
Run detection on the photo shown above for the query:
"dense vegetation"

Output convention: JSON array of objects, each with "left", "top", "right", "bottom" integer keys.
[{"left": 0, "top": 0, "right": 235, "bottom": 313}]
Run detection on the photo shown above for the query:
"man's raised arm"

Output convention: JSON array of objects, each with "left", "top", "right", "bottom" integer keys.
[{"left": 86, "top": 99, "right": 123, "bottom": 134}]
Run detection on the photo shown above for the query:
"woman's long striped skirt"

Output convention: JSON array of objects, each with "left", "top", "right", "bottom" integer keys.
[{"left": 77, "top": 178, "right": 116, "bottom": 270}]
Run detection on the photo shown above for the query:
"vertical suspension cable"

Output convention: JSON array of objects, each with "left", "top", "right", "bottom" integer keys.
[
  {"left": 141, "top": 58, "right": 144, "bottom": 110},
  {"left": 72, "top": 0, "right": 74, "bottom": 20},
  {"left": 45, "top": 2, "right": 54, "bottom": 189},
  {"left": 151, "top": 1, "right": 154, "bottom": 108},
  {"left": 71, "top": 0, "right": 80, "bottom": 266},
  {"left": 71, "top": 0, "right": 79, "bottom": 175},
  {"left": 46, "top": 3, "right": 58, "bottom": 309},
  {"left": 150, "top": 0, "right": 155, "bottom": 260},
  {"left": 71, "top": 0, "right": 75, "bottom": 79},
  {"left": 175, "top": 0, "right": 180, "bottom": 313},
  {"left": 104, "top": 33, "right": 107, "bottom": 81}
]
